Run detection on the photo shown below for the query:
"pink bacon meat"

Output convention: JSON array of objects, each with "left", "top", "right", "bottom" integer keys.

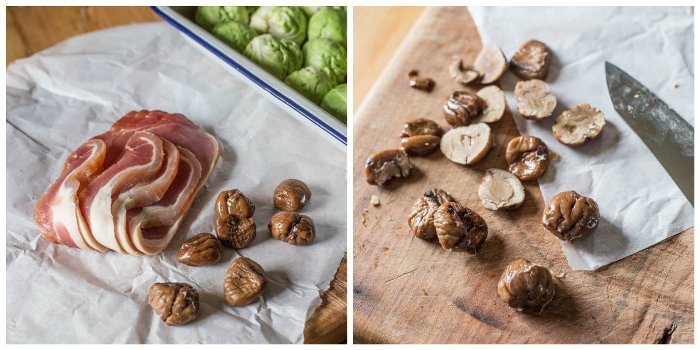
[
  {"left": 33, "top": 139, "right": 106, "bottom": 250},
  {"left": 34, "top": 110, "right": 220, "bottom": 255}
]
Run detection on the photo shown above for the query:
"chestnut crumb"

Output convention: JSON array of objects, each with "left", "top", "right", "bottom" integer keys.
[{"left": 408, "top": 70, "right": 435, "bottom": 92}]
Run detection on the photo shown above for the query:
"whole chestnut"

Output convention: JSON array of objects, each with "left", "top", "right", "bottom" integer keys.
[
  {"left": 268, "top": 211, "right": 316, "bottom": 245},
  {"left": 542, "top": 190, "right": 600, "bottom": 242},
  {"left": 177, "top": 233, "right": 222, "bottom": 266},
  {"left": 214, "top": 189, "right": 256, "bottom": 249},
  {"left": 407, "top": 188, "right": 454, "bottom": 240},
  {"left": 216, "top": 215, "right": 256, "bottom": 249},
  {"left": 505, "top": 136, "right": 549, "bottom": 181},
  {"left": 224, "top": 256, "right": 266, "bottom": 307},
  {"left": 273, "top": 179, "right": 311, "bottom": 212},
  {"left": 497, "top": 258, "right": 556, "bottom": 312},
  {"left": 443, "top": 90, "right": 484, "bottom": 127},
  {"left": 215, "top": 189, "right": 255, "bottom": 219},
  {"left": 433, "top": 202, "right": 488, "bottom": 253},
  {"left": 148, "top": 282, "right": 199, "bottom": 326}
]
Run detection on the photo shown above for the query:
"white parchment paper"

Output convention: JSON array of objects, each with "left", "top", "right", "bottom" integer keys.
[
  {"left": 469, "top": 7, "right": 694, "bottom": 270},
  {"left": 6, "top": 23, "right": 346, "bottom": 343}
]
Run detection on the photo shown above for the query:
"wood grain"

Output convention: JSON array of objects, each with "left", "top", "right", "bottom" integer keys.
[
  {"left": 304, "top": 254, "right": 348, "bottom": 344},
  {"left": 7, "top": 6, "right": 347, "bottom": 344},
  {"left": 6, "top": 6, "right": 160, "bottom": 66},
  {"left": 352, "top": 6, "right": 693, "bottom": 344},
  {"left": 354, "top": 6, "right": 425, "bottom": 110}
]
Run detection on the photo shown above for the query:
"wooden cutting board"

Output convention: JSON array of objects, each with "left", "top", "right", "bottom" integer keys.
[{"left": 353, "top": 6, "right": 693, "bottom": 344}]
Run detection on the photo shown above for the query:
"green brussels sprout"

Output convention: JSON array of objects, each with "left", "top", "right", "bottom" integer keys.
[
  {"left": 302, "top": 38, "right": 347, "bottom": 83},
  {"left": 267, "top": 7, "right": 308, "bottom": 46},
  {"left": 321, "top": 84, "right": 347, "bottom": 123},
  {"left": 245, "top": 34, "right": 303, "bottom": 80},
  {"left": 285, "top": 66, "right": 338, "bottom": 105},
  {"left": 212, "top": 21, "right": 256, "bottom": 52},
  {"left": 307, "top": 8, "right": 346, "bottom": 46},
  {"left": 300, "top": 6, "right": 327, "bottom": 18},
  {"left": 195, "top": 6, "right": 249, "bottom": 31},
  {"left": 250, "top": 6, "right": 274, "bottom": 33}
]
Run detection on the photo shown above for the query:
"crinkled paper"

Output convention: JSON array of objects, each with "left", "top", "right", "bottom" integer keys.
[
  {"left": 469, "top": 6, "right": 694, "bottom": 270},
  {"left": 6, "top": 23, "right": 346, "bottom": 343}
]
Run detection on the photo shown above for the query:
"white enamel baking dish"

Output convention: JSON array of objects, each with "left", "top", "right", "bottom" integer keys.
[{"left": 152, "top": 6, "right": 347, "bottom": 147}]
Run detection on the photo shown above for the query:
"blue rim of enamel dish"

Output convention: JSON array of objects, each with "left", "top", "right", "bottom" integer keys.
[{"left": 151, "top": 6, "right": 347, "bottom": 146}]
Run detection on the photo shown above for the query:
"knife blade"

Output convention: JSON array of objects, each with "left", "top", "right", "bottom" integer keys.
[{"left": 605, "top": 62, "right": 694, "bottom": 205}]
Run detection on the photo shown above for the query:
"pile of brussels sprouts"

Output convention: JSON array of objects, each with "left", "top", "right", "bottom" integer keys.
[{"left": 195, "top": 6, "right": 347, "bottom": 123}]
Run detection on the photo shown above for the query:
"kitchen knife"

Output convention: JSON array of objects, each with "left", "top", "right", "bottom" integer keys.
[{"left": 605, "top": 62, "right": 694, "bottom": 205}]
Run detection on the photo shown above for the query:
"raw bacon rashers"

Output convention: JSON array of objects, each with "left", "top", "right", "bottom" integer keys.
[{"left": 33, "top": 110, "right": 220, "bottom": 255}]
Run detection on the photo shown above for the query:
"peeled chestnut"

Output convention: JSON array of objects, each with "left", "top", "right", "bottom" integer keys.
[
  {"left": 497, "top": 258, "right": 556, "bottom": 312},
  {"left": 273, "top": 179, "right": 311, "bottom": 212},
  {"left": 510, "top": 39, "right": 551, "bottom": 80},
  {"left": 224, "top": 256, "right": 266, "bottom": 307},
  {"left": 505, "top": 136, "right": 549, "bottom": 181},
  {"left": 215, "top": 189, "right": 255, "bottom": 219},
  {"left": 148, "top": 282, "right": 199, "bottom": 326},
  {"left": 268, "top": 211, "right": 316, "bottom": 245},
  {"left": 443, "top": 90, "right": 484, "bottom": 127},
  {"left": 407, "top": 188, "right": 454, "bottom": 240},
  {"left": 215, "top": 189, "right": 256, "bottom": 249},
  {"left": 365, "top": 149, "right": 412, "bottom": 186},
  {"left": 216, "top": 214, "right": 256, "bottom": 249},
  {"left": 542, "top": 190, "right": 600, "bottom": 242},
  {"left": 433, "top": 202, "right": 488, "bottom": 253},
  {"left": 400, "top": 118, "right": 442, "bottom": 156},
  {"left": 401, "top": 118, "right": 443, "bottom": 139},
  {"left": 177, "top": 233, "right": 222, "bottom": 266}
]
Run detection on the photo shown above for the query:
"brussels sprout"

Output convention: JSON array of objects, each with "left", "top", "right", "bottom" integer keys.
[
  {"left": 321, "top": 84, "right": 347, "bottom": 123},
  {"left": 266, "top": 7, "right": 308, "bottom": 46},
  {"left": 195, "top": 6, "right": 249, "bottom": 31},
  {"left": 249, "top": 6, "right": 274, "bottom": 33},
  {"left": 212, "top": 21, "right": 256, "bottom": 52},
  {"left": 307, "top": 8, "right": 346, "bottom": 46},
  {"left": 303, "top": 38, "right": 347, "bottom": 83},
  {"left": 285, "top": 66, "right": 338, "bottom": 105},
  {"left": 245, "top": 34, "right": 303, "bottom": 80},
  {"left": 300, "top": 6, "right": 327, "bottom": 18}
]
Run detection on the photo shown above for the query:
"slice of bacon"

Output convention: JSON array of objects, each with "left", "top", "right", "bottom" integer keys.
[
  {"left": 33, "top": 139, "right": 106, "bottom": 250},
  {"left": 108, "top": 110, "right": 220, "bottom": 189},
  {"left": 35, "top": 110, "right": 220, "bottom": 255},
  {"left": 113, "top": 139, "right": 180, "bottom": 255},
  {"left": 79, "top": 132, "right": 165, "bottom": 253},
  {"left": 128, "top": 147, "right": 203, "bottom": 255}
]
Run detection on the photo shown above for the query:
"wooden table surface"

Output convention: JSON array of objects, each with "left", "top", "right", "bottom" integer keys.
[
  {"left": 7, "top": 6, "right": 346, "bottom": 344},
  {"left": 352, "top": 6, "right": 693, "bottom": 344},
  {"left": 354, "top": 6, "right": 425, "bottom": 110}
]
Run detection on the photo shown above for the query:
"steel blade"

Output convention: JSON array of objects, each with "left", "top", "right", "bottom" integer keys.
[{"left": 605, "top": 61, "right": 693, "bottom": 205}]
